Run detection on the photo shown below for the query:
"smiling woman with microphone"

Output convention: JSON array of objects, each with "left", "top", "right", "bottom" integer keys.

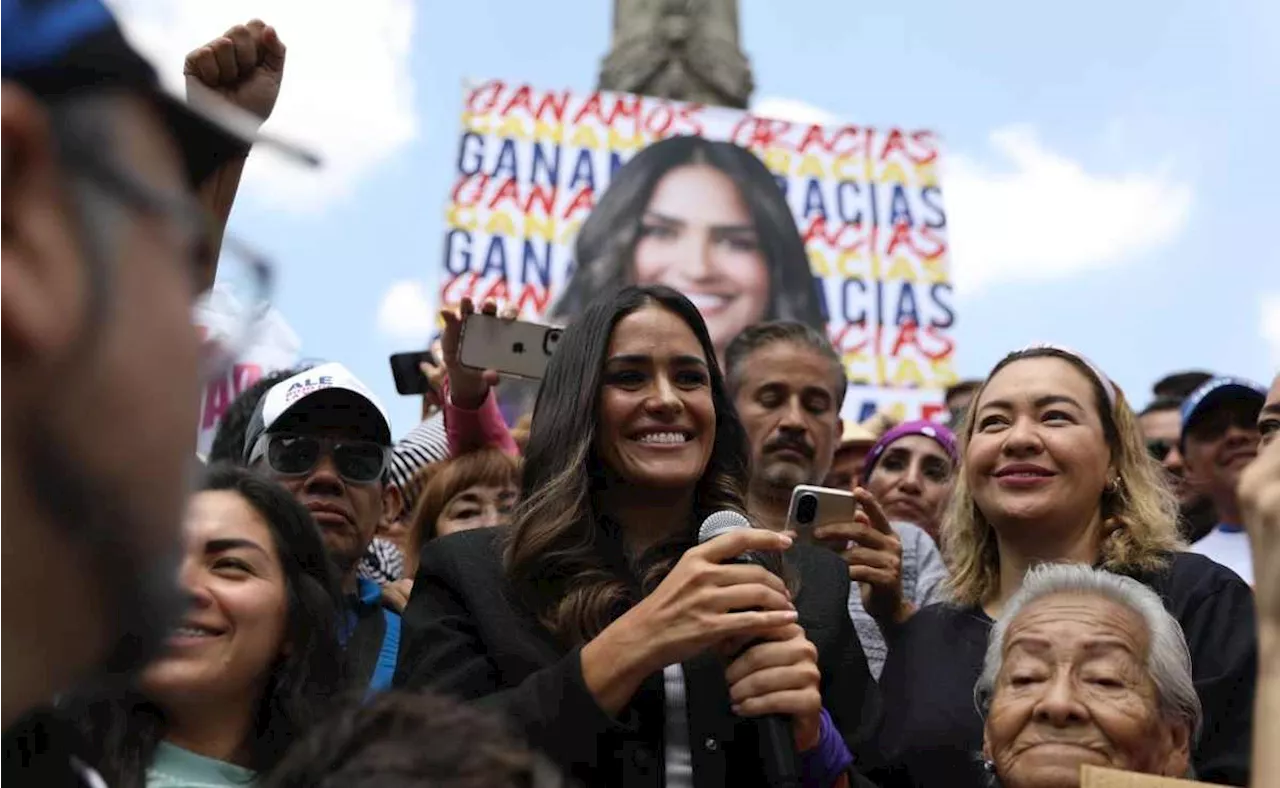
[{"left": 395, "top": 285, "right": 878, "bottom": 788}]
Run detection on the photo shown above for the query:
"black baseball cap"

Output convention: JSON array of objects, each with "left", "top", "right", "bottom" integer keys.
[{"left": 2, "top": 0, "right": 318, "bottom": 185}]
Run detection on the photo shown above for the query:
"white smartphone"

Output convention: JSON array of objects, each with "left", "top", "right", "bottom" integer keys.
[
  {"left": 459, "top": 314, "right": 564, "bottom": 381},
  {"left": 785, "top": 484, "right": 858, "bottom": 543}
]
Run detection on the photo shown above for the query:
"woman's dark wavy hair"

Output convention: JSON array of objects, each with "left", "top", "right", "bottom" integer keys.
[
  {"left": 60, "top": 464, "right": 347, "bottom": 787},
  {"left": 550, "top": 136, "right": 827, "bottom": 339},
  {"left": 504, "top": 285, "right": 753, "bottom": 645}
]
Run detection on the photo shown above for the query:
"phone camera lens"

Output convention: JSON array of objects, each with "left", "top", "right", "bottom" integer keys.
[{"left": 796, "top": 493, "right": 818, "bottom": 525}]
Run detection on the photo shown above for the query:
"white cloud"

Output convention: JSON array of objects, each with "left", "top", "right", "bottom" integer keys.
[
  {"left": 108, "top": 0, "right": 417, "bottom": 212},
  {"left": 1260, "top": 292, "right": 1280, "bottom": 369},
  {"left": 945, "top": 125, "right": 1193, "bottom": 294},
  {"left": 750, "top": 96, "right": 840, "bottom": 126},
  {"left": 749, "top": 99, "right": 1195, "bottom": 296},
  {"left": 376, "top": 279, "right": 436, "bottom": 342}
]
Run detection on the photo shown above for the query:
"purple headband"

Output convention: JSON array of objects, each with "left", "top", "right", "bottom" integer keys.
[{"left": 861, "top": 419, "right": 958, "bottom": 485}]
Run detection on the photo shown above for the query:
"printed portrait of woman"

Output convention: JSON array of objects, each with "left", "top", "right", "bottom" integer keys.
[{"left": 550, "top": 135, "right": 828, "bottom": 363}]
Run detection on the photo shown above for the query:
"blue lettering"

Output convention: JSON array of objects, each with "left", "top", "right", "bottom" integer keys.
[
  {"left": 835, "top": 181, "right": 863, "bottom": 224},
  {"left": 521, "top": 241, "right": 553, "bottom": 289},
  {"left": 493, "top": 139, "right": 518, "bottom": 180},
  {"left": 894, "top": 282, "right": 920, "bottom": 326},
  {"left": 531, "top": 143, "right": 561, "bottom": 187},
  {"left": 889, "top": 185, "right": 914, "bottom": 227},
  {"left": 802, "top": 179, "right": 827, "bottom": 220},
  {"left": 481, "top": 237, "right": 509, "bottom": 280},
  {"left": 568, "top": 149, "right": 596, "bottom": 191},
  {"left": 456, "top": 132, "right": 484, "bottom": 177},
  {"left": 929, "top": 282, "right": 955, "bottom": 328},
  {"left": 444, "top": 230, "right": 472, "bottom": 275},
  {"left": 921, "top": 186, "right": 946, "bottom": 229}
]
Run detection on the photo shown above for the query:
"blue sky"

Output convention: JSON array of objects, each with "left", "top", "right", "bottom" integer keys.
[{"left": 115, "top": 0, "right": 1280, "bottom": 438}]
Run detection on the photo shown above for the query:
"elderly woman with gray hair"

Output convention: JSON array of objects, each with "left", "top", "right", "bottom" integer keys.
[{"left": 976, "top": 563, "right": 1201, "bottom": 788}]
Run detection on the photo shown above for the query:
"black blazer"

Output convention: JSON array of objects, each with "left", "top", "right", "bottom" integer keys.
[{"left": 395, "top": 527, "right": 881, "bottom": 788}]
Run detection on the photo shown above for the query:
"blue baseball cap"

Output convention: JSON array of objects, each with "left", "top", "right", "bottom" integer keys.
[
  {"left": 1180, "top": 376, "right": 1266, "bottom": 444},
  {"left": 2, "top": 0, "right": 317, "bottom": 184}
]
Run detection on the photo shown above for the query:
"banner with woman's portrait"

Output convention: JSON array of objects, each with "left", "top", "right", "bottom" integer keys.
[{"left": 442, "top": 78, "right": 956, "bottom": 423}]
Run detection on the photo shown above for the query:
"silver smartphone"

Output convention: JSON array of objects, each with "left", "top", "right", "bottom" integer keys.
[
  {"left": 459, "top": 314, "right": 564, "bottom": 381},
  {"left": 785, "top": 484, "right": 858, "bottom": 543}
]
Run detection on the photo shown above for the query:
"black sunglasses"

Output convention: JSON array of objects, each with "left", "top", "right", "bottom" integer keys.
[{"left": 259, "top": 433, "right": 388, "bottom": 484}]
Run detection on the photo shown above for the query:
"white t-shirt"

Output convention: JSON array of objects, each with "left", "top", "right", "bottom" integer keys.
[{"left": 1189, "top": 526, "right": 1253, "bottom": 586}]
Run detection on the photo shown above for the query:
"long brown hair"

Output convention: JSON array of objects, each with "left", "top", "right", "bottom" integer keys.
[
  {"left": 943, "top": 347, "right": 1183, "bottom": 606},
  {"left": 503, "top": 285, "right": 751, "bottom": 646}
]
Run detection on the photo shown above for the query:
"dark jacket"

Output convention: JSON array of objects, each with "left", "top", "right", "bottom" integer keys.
[
  {"left": 395, "top": 527, "right": 881, "bottom": 788},
  {"left": 870, "top": 551, "right": 1256, "bottom": 788}
]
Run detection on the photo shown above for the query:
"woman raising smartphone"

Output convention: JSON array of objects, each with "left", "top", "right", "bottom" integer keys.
[{"left": 397, "top": 285, "right": 877, "bottom": 788}]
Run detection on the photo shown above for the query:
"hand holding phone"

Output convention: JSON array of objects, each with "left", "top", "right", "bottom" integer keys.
[
  {"left": 439, "top": 297, "right": 520, "bottom": 409},
  {"left": 785, "top": 485, "right": 858, "bottom": 544},
  {"left": 458, "top": 312, "right": 563, "bottom": 384}
]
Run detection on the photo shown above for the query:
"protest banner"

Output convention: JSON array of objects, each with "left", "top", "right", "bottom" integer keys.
[
  {"left": 441, "top": 79, "right": 956, "bottom": 423},
  {"left": 195, "top": 300, "right": 303, "bottom": 457}
]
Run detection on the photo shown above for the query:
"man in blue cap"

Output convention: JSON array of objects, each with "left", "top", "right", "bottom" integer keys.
[
  {"left": 1182, "top": 376, "right": 1267, "bottom": 584},
  {"left": 1, "top": 0, "right": 312, "bottom": 763}
]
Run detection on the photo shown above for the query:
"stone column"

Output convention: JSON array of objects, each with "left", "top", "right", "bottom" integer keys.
[{"left": 598, "top": 0, "right": 754, "bottom": 109}]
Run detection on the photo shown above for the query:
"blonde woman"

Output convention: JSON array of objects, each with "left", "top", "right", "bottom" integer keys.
[{"left": 870, "top": 346, "right": 1255, "bottom": 788}]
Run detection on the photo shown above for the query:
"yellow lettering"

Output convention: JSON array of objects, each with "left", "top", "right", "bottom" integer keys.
[
  {"left": 922, "top": 257, "right": 949, "bottom": 285},
  {"left": 446, "top": 205, "right": 477, "bottom": 231},
  {"left": 607, "top": 127, "right": 646, "bottom": 151},
  {"left": 914, "top": 161, "right": 939, "bottom": 187},
  {"left": 808, "top": 249, "right": 832, "bottom": 277},
  {"left": 526, "top": 214, "right": 556, "bottom": 242},
  {"left": 797, "top": 154, "right": 825, "bottom": 179},
  {"left": 532, "top": 120, "right": 564, "bottom": 143},
  {"left": 885, "top": 256, "right": 918, "bottom": 283},
  {"left": 762, "top": 148, "right": 793, "bottom": 176},
  {"left": 833, "top": 155, "right": 859, "bottom": 180},
  {"left": 484, "top": 212, "right": 516, "bottom": 236},
  {"left": 569, "top": 126, "right": 601, "bottom": 149},
  {"left": 496, "top": 116, "right": 529, "bottom": 141},
  {"left": 930, "top": 358, "right": 958, "bottom": 387},
  {"left": 892, "top": 358, "right": 926, "bottom": 387},
  {"left": 878, "top": 162, "right": 907, "bottom": 184}
]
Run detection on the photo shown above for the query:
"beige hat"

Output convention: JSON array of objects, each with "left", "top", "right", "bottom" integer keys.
[{"left": 839, "top": 421, "right": 877, "bottom": 446}]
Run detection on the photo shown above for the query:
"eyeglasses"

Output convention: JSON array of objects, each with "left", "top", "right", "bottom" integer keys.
[
  {"left": 255, "top": 433, "right": 389, "bottom": 484},
  {"left": 1146, "top": 439, "right": 1174, "bottom": 463},
  {"left": 57, "top": 125, "right": 273, "bottom": 383}
]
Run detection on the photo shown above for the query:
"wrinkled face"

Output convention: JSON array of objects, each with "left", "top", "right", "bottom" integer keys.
[
  {"left": 984, "top": 594, "right": 1190, "bottom": 788},
  {"left": 866, "top": 434, "right": 954, "bottom": 538},
  {"left": 734, "top": 342, "right": 841, "bottom": 498},
  {"left": 435, "top": 482, "right": 519, "bottom": 538},
  {"left": 967, "top": 358, "right": 1112, "bottom": 538},
  {"left": 594, "top": 305, "right": 716, "bottom": 490},
  {"left": 1183, "top": 398, "right": 1261, "bottom": 510},
  {"left": 1137, "top": 408, "right": 1189, "bottom": 503},
  {"left": 1259, "top": 376, "right": 1280, "bottom": 449},
  {"left": 140, "top": 491, "right": 289, "bottom": 709},
  {"left": 632, "top": 164, "right": 769, "bottom": 358}
]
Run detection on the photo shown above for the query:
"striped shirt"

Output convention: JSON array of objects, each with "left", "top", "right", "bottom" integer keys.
[{"left": 387, "top": 413, "right": 449, "bottom": 509}]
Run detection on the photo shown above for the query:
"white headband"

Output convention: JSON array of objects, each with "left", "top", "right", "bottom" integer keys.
[{"left": 1017, "top": 343, "right": 1117, "bottom": 406}]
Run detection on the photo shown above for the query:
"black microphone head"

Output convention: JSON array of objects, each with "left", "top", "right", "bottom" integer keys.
[{"left": 697, "top": 509, "right": 752, "bottom": 545}]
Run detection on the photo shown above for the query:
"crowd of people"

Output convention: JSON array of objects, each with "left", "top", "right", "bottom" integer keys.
[{"left": 3, "top": 4, "right": 1279, "bottom": 788}]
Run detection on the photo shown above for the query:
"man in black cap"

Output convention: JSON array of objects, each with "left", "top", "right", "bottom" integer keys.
[{"left": 2, "top": 0, "right": 311, "bottom": 747}]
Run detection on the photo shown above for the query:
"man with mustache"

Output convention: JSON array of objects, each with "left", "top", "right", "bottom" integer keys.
[
  {"left": 1181, "top": 376, "right": 1267, "bottom": 585},
  {"left": 724, "top": 322, "right": 945, "bottom": 677},
  {"left": 244, "top": 362, "right": 404, "bottom": 691}
]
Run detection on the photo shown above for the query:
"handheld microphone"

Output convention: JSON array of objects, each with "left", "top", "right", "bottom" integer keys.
[{"left": 697, "top": 510, "right": 802, "bottom": 788}]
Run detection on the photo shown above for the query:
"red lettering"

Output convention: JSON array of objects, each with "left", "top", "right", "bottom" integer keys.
[
  {"left": 922, "top": 326, "right": 955, "bottom": 360},
  {"left": 486, "top": 178, "right": 522, "bottom": 212},
  {"left": 535, "top": 89, "right": 570, "bottom": 123},
  {"left": 797, "top": 124, "right": 835, "bottom": 154},
  {"left": 201, "top": 377, "right": 232, "bottom": 430},
  {"left": 442, "top": 272, "right": 482, "bottom": 305},
  {"left": 466, "top": 80, "right": 504, "bottom": 114},
  {"left": 826, "top": 126, "right": 866, "bottom": 157},
  {"left": 479, "top": 279, "right": 511, "bottom": 304},
  {"left": 643, "top": 102, "right": 675, "bottom": 137},
  {"left": 909, "top": 130, "right": 939, "bottom": 166},
  {"left": 562, "top": 186, "right": 595, "bottom": 219},
  {"left": 802, "top": 217, "right": 869, "bottom": 253},
  {"left": 607, "top": 94, "right": 644, "bottom": 127},
  {"left": 451, "top": 173, "right": 488, "bottom": 207},
  {"left": 739, "top": 116, "right": 792, "bottom": 150},
  {"left": 526, "top": 184, "right": 557, "bottom": 215},
  {"left": 920, "top": 403, "right": 947, "bottom": 423},
  {"left": 571, "top": 92, "right": 605, "bottom": 125},
  {"left": 501, "top": 84, "right": 534, "bottom": 117},
  {"left": 676, "top": 103, "right": 706, "bottom": 136},
  {"left": 515, "top": 284, "right": 552, "bottom": 314},
  {"left": 879, "top": 129, "right": 908, "bottom": 161}
]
